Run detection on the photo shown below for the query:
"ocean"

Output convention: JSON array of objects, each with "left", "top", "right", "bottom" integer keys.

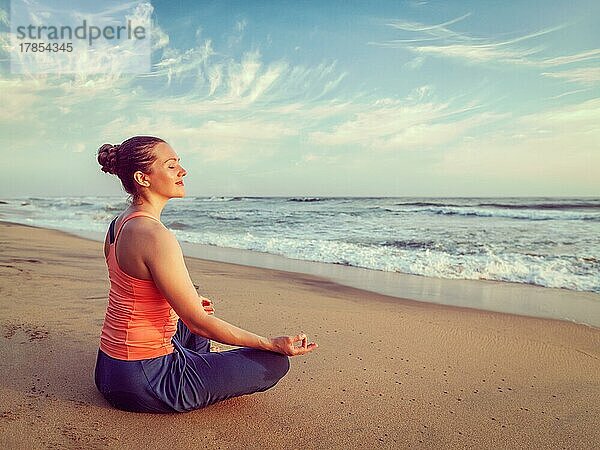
[{"left": 1, "top": 196, "right": 599, "bottom": 294}]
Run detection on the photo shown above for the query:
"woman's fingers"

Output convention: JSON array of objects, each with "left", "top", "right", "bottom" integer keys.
[
  {"left": 293, "top": 341, "right": 318, "bottom": 355},
  {"left": 289, "top": 333, "right": 317, "bottom": 355},
  {"left": 270, "top": 334, "right": 318, "bottom": 356},
  {"left": 293, "top": 333, "right": 307, "bottom": 348}
]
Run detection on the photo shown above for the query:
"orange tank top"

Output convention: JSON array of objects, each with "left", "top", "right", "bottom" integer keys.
[{"left": 99, "top": 211, "right": 179, "bottom": 360}]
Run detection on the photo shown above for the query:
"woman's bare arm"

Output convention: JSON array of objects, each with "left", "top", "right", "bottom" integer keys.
[{"left": 143, "top": 224, "right": 317, "bottom": 356}]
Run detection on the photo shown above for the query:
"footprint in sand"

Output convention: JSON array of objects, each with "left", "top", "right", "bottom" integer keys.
[
  {"left": 0, "top": 264, "right": 25, "bottom": 275},
  {"left": 0, "top": 410, "right": 20, "bottom": 423},
  {"left": 2, "top": 321, "right": 49, "bottom": 341},
  {"left": 9, "top": 258, "right": 42, "bottom": 264}
]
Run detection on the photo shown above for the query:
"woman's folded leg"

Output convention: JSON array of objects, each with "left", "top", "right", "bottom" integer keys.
[{"left": 141, "top": 346, "right": 290, "bottom": 412}]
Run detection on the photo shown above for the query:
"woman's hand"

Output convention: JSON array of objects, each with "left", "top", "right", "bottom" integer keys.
[
  {"left": 201, "top": 297, "right": 214, "bottom": 315},
  {"left": 269, "top": 333, "right": 318, "bottom": 356}
]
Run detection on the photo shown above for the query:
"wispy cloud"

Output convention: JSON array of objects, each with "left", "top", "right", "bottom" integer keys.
[
  {"left": 372, "top": 15, "right": 600, "bottom": 72},
  {"left": 386, "top": 13, "right": 473, "bottom": 40},
  {"left": 543, "top": 67, "right": 600, "bottom": 85},
  {"left": 236, "top": 19, "right": 247, "bottom": 33},
  {"left": 410, "top": 42, "right": 543, "bottom": 65},
  {"left": 308, "top": 93, "right": 491, "bottom": 152},
  {"left": 404, "top": 56, "right": 425, "bottom": 69},
  {"left": 521, "top": 97, "right": 600, "bottom": 128},
  {"left": 153, "top": 39, "right": 215, "bottom": 84},
  {"left": 539, "top": 48, "right": 600, "bottom": 66},
  {"left": 228, "top": 18, "right": 247, "bottom": 48},
  {"left": 547, "top": 88, "right": 591, "bottom": 100}
]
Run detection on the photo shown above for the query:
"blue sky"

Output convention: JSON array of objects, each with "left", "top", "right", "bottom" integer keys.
[{"left": 1, "top": 0, "right": 599, "bottom": 197}]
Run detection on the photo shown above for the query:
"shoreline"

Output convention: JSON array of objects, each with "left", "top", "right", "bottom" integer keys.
[{"left": 3, "top": 219, "right": 599, "bottom": 328}]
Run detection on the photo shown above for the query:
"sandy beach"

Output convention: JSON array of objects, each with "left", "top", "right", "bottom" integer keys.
[{"left": 0, "top": 220, "right": 599, "bottom": 449}]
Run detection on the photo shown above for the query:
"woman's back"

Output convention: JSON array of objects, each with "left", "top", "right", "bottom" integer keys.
[
  {"left": 100, "top": 211, "right": 178, "bottom": 360},
  {"left": 103, "top": 211, "right": 166, "bottom": 280}
]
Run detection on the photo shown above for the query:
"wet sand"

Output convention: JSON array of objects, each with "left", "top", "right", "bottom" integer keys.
[{"left": 0, "top": 221, "right": 599, "bottom": 449}]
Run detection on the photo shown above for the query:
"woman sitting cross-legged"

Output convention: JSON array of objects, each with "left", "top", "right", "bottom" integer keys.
[{"left": 94, "top": 135, "right": 317, "bottom": 413}]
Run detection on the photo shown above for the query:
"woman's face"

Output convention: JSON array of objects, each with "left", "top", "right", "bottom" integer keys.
[{"left": 145, "top": 143, "right": 187, "bottom": 199}]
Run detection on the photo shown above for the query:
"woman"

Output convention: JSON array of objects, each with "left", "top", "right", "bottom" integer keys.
[{"left": 95, "top": 135, "right": 317, "bottom": 413}]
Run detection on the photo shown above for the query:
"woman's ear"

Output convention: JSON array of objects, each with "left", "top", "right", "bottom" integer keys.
[{"left": 133, "top": 171, "right": 150, "bottom": 187}]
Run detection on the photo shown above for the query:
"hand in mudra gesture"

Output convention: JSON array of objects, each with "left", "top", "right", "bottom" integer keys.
[
  {"left": 270, "top": 333, "right": 318, "bottom": 356},
  {"left": 197, "top": 294, "right": 317, "bottom": 356}
]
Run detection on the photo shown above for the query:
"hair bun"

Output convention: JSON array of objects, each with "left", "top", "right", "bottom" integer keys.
[{"left": 97, "top": 143, "right": 120, "bottom": 174}]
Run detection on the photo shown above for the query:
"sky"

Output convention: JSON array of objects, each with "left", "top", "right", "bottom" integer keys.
[{"left": 1, "top": 0, "right": 599, "bottom": 197}]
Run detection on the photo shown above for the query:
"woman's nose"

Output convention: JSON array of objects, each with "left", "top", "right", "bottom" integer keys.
[{"left": 180, "top": 166, "right": 187, "bottom": 177}]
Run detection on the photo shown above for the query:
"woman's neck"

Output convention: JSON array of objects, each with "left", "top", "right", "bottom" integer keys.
[{"left": 128, "top": 196, "right": 167, "bottom": 220}]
